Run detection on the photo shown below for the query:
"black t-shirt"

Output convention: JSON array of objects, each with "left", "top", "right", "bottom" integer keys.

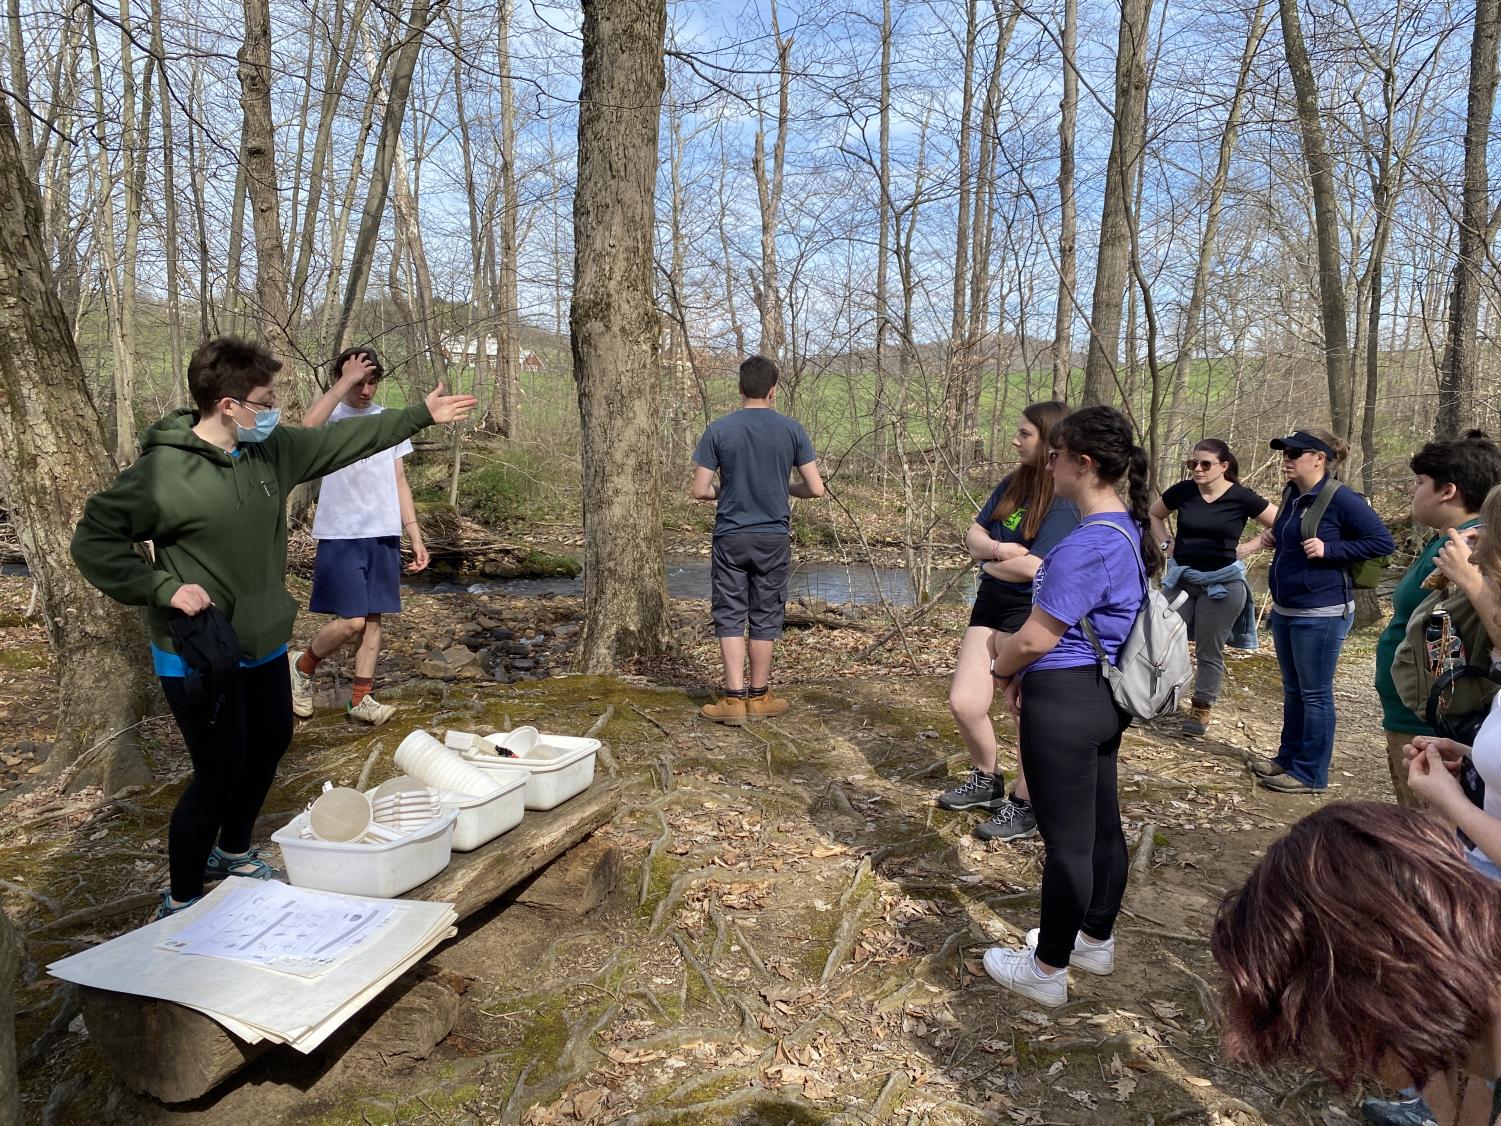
[
  {"left": 1161, "top": 480, "right": 1270, "bottom": 570},
  {"left": 975, "top": 474, "right": 1080, "bottom": 593}
]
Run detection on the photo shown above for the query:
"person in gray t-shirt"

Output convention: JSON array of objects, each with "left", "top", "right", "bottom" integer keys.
[{"left": 692, "top": 355, "right": 824, "bottom": 725}]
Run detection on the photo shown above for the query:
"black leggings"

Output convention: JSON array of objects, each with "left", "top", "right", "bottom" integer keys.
[
  {"left": 161, "top": 658, "right": 294, "bottom": 900},
  {"left": 1018, "top": 664, "right": 1131, "bottom": 968}
]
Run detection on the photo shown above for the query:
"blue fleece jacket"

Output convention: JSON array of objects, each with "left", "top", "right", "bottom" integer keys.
[{"left": 1267, "top": 477, "right": 1396, "bottom": 610}]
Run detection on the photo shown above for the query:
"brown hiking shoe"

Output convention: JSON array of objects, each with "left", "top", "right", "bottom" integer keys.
[
  {"left": 746, "top": 690, "right": 789, "bottom": 720},
  {"left": 1182, "top": 701, "right": 1212, "bottom": 737},
  {"left": 700, "top": 694, "right": 748, "bottom": 726}
]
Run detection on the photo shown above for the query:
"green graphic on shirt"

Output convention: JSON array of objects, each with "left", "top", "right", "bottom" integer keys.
[{"left": 1002, "top": 507, "right": 1025, "bottom": 532}]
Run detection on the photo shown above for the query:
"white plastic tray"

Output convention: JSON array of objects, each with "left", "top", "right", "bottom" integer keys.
[
  {"left": 464, "top": 734, "right": 599, "bottom": 811},
  {"left": 433, "top": 773, "right": 526, "bottom": 851},
  {"left": 272, "top": 808, "right": 457, "bottom": 898}
]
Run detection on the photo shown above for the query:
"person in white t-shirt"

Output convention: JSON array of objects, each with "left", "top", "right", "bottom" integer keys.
[{"left": 288, "top": 347, "right": 427, "bottom": 725}]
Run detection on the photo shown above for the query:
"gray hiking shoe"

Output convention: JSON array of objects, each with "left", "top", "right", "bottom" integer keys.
[
  {"left": 936, "top": 768, "right": 1008, "bottom": 812},
  {"left": 975, "top": 798, "right": 1039, "bottom": 842}
]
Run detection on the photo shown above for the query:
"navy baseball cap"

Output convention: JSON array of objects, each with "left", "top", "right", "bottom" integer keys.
[{"left": 1269, "top": 431, "right": 1335, "bottom": 459}]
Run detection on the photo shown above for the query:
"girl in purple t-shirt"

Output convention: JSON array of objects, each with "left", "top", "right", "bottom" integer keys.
[{"left": 983, "top": 405, "right": 1160, "bottom": 1008}]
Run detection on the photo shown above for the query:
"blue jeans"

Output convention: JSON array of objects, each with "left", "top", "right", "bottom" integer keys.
[{"left": 1269, "top": 611, "right": 1352, "bottom": 789}]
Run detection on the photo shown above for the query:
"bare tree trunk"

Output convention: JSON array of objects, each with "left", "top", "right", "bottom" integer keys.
[
  {"left": 1438, "top": 0, "right": 1501, "bottom": 438},
  {"left": 149, "top": 0, "right": 185, "bottom": 400},
  {"left": 1161, "top": 0, "right": 1267, "bottom": 478},
  {"left": 874, "top": 0, "right": 893, "bottom": 468},
  {"left": 237, "top": 0, "right": 300, "bottom": 408},
  {"left": 1050, "top": 0, "right": 1077, "bottom": 402},
  {"left": 0, "top": 98, "right": 153, "bottom": 792},
  {"left": 332, "top": 0, "right": 443, "bottom": 355},
  {"left": 1277, "top": 0, "right": 1353, "bottom": 439},
  {"left": 450, "top": 7, "right": 490, "bottom": 417},
  {"left": 946, "top": 0, "right": 979, "bottom": 459},
  {"left": 571, "top": 0, "right": 671, "bottom": 672},
  {"left": 716, "top": 147, "right": 746, "bottom": 357},
  {"left": 494, "top": 0, "right": 520, "bottom": 437},
  {"left": 751, "top": 0, "right": 791, "bottom": 362},
  {"left": 1080, "top": 0, "right": 1153, "bottom": 407}
]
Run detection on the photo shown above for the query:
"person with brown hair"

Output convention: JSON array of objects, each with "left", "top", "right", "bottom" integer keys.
[
  {"left": 1246, "top": 427, "right": 1395, "bottom": 794},
  {"left": 1213, "top": 801, "right": 1501, "bottom": 1125},
  {"left": 937, "top": 400, "right": 1075, "bottom": 843}
]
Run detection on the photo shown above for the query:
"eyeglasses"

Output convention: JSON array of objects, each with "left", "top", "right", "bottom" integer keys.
[
  {"left": 1185, "top": 459, "right": 1217, "bottom": 471},
  {"left": 236, "top": 395, "right": 278, "bottom": 412},
  {"left": 1281, "top": 449, "right": 1313, "bottom": 461}
]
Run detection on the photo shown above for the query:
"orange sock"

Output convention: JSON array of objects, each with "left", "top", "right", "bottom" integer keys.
[
  {"left": 296, "top": 648, "right": 322, "bottom": 677},
  {"left": 351, "top": 677, "right": 373, "bottom": 706}
]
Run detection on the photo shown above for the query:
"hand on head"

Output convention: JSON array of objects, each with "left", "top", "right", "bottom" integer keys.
[
  {"left": 425, "top": 382, "right": 479, "bottom": 424},
  {"left": 339, "top": 352, "right": 378, "bottom": 387}
]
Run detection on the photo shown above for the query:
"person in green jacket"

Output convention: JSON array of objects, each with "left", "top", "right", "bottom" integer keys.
[
  {"left": 70, "top": 336, "right": 477, "bottom": 918},
  {"left": 1374, "top": 431, "right": 1501, "bottom": 806}
]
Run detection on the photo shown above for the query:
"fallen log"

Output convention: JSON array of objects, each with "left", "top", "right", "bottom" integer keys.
[{"left": 76, "top": 775, "right": 620, "bottom": 1103}]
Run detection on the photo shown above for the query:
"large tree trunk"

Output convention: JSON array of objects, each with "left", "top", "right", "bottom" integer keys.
[
  {"left": 237, "top": 0, "right": 300, "bottom": 407},
  {"left": 1277, "top": 0, "right": 1354, "bottom": 439},
  {"left": 493, "top": 0, "right": 521, "bottom": 437},
  {"left": 0, "top": 97, "right": 153, "bottom": 792},
  {"left": 0, "top": 907, "right": 15, "bottom": 1126},
  {"left": 1160, "top": 0, "right": 1267, "bottom": 480},
  {"left": 1437, "top": 0, "right": 1501, "bottom": 439},
  {"left": 1080, "top": 0, "right": 1153, "bottom": 406},
  {"left": 1050, "top": 0, "right": 1077, "bottom": 402},
  {"left": 570, "top": 0, "right": 671, "bottom": 673}
]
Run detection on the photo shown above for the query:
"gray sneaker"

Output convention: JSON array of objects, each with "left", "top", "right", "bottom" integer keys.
[
  {"left": 936, "top": 768, "right": 1008, "bottom": 812},
  {"left": 1360, "top": 1095, "right": 1439, "bottom": 1126},
  {"left": 976, "top": 798, "right": 1039, "bottom": 841}
]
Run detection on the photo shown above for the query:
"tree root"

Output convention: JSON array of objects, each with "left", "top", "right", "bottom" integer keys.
[
  {"left": 0, "top": 878, "right": 60, "bottom": 916},
  {"left": 355, "top": 741, "right": 386, "bottom": 792},
  {"left": 821, "top": 890, "right": 876, "bottom": 985},
  {"left": 583, "top": 704, "right": 616, "bottom": 741},
  {"left": 839, "top": 854, "right": 873, "bottom": 909},
  {"left": 617, "top": 1086, "right": 822, "bottom": 1125},
  {"left": 650, "top": 867, "right": 790, "bottom": 931},
  {"left": 17, "top": 983, "right": 80, "bottom": 1070},
  {"left": 627, "top": 702, "right": 672, "bottom": 737},
  {"left": 1164, "top": 951, "right": 1219, "bottom": 1018},
  {"left": 832, "top": 1068, "right": 912, "bottom": 1124},
  {"left": 1129, "top": 821, "right": 1158, "bottom": 881},
  {"left": 26, "top": 891, "right": 160, "bottom": 937},
  {"left": 502, "top": 1057, "right": 537, "bottom": 1122},
  {"left": 638, "top": 811, "right": 672, "bottom": 907},
  {"left": 727, "top": 913, "right": 767, "bottom": 974},
  {"left": 672, "top": 931, "right": 724, "bottom": 1008}
]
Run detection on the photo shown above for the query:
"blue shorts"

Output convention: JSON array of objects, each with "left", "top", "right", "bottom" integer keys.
[{"left": 309, "top": 536, "right": 403, "bottom": 619}]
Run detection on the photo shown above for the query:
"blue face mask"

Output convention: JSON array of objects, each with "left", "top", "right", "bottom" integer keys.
[{"left": 235, "top": 404, "right": 281, "bottom": 444}]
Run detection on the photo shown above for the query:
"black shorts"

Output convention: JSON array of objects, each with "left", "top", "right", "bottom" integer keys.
[
  {"left": 711, "top": 533, "right": 792, "bottom": 640},
  {"left": 969, "top": 579, "right": 1032, "bottom": 633}
]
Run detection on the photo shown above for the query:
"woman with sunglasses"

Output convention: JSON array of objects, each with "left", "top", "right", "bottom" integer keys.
[
  {"left": 1246, "top": 428, "right": 1395, "bottom": 795},
  {"left": 1148, "top": 440, "right": 1277, "bottom": 737}
]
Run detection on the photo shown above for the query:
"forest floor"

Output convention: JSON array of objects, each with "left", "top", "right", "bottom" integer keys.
[{"left": 0, "top": 569, "right": 1394, "bottom": 1126}]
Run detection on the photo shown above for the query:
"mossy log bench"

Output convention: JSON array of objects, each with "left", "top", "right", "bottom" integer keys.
[{"left": 77, "top": 774, "right": 621, "bottom": 1104}]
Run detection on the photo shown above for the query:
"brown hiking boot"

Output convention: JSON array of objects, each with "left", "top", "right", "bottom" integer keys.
[
  {"left": 1182, "top": 701, "right": 1212, "bottom": 737},
  {"left": 746, "top": 689, "right": 788, "bottom": 720},
  {"left": 700, "top": 693, "right": 748, "bottom": 726}
]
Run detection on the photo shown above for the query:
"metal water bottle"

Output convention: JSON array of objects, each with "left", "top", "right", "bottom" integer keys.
[{"left": 1425, "top": 608, "right": 1460, "bottom": 677}]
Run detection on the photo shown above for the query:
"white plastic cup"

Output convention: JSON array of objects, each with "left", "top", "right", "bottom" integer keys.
[
  {"left": 501, "top": 725, "right": 540, "bottom": 756},
  {"left": 309, "top": 787, "right": 373, "bottom": 843}
]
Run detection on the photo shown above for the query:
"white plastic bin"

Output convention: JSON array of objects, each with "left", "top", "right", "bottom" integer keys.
[
  {"left": 434, "top": 773, "right": 526, "bottom": 851},
  {"left": 465, "top": 734, "right": 599, "bottom": 811},
  {"left": 272, "top": 808, "right": 457, "bottom": 898}
]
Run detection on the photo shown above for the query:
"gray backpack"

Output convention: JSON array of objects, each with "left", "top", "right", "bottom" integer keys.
[{"left": 1078, "top": 520, "right": 1192, "bottom": 722}]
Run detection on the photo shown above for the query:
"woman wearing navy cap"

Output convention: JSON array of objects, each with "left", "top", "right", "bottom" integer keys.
[{"left": 1246, "top": 427, "right": 1395, "bottom": 794}]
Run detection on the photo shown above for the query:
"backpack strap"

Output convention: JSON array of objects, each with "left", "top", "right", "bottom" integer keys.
[
  {"left": 1075, "top": 519, "right": 1147, "bottom": 663},
  {"left": 1299, "top": 478, "right": 1342, "bottom": 542}
]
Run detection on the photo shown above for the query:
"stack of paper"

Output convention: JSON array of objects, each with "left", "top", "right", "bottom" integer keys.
[{"left": 48, "top": 877, "right": 457, "bottom": 1051}]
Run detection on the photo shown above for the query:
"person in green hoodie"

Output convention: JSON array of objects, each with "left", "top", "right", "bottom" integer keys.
[{"left": 70, "top": 336, "right": 477, "bottom": 918}]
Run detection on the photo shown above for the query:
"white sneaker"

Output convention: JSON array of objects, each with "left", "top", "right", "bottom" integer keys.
[
  {"left": 1025, "top": 928, "right": 1115, "bottom": 975},
  {"left": 982, "top": 946, "right": 1068, "bottom": 1007},
  {"left": 288, "top": 651, "right": 315, "bottom": 718},
  {"left": 348, "top": 695, "right": 396, "bottom": 726}
]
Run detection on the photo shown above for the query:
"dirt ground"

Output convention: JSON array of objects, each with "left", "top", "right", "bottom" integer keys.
[{"left": 0, "top": 570, "right": 1397, "bottom": 1125}]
